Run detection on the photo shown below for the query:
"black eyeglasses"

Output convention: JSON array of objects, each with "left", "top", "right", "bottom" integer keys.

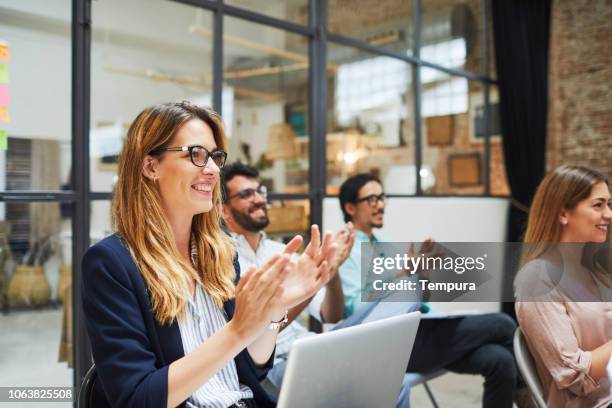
[
  {"left": 356, "top": 193, "right": 386, "bottom": 208},
  {"left": 226, "top": 185, "right": 268, "bottom": 202},
  {"left": 149, "top": 145, "right": 227, "bottom": 168}
]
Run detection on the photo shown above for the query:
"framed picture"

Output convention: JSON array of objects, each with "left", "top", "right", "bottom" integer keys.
[
  {"left": 448, "top": 152, "right": 482, "bottom": 187},
  {"left": 426, "top": 114, "right": 454, "bottom": 146},
  {"left": 469, "top": 88, "right": 501, "bottom": 143}
]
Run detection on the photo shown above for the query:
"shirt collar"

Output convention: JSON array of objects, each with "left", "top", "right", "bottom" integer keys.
[
  {"left": 355, "top": 229, "right": 380, "bottom": 243},
  {"left": 229, "top": 230, "right": 267, "bottom": 252}
]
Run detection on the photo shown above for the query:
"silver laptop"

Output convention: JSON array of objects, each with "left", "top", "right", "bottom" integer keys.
[{"left": 276, "top": 312, "right": 421, "bottom": 408}]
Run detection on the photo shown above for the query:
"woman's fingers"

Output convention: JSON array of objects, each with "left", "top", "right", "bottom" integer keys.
[
  {"left": 259, "top": 253, "right": 282, "bottom": 273},
  {"left": 241, "top": 254, "right": 285, "bottom": 301},
  {"left": 253, "top": 254, "right": 290, "bottom": 302},
  {"left": 236, "top": 265, "right": 256, "bottom": 294}
]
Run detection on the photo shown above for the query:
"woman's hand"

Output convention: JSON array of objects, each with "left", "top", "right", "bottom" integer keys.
[
  {"left": 277, "top": 225, "right": 338, "bottom": 310},
  {"left": 228, "top": 253, "right": 291, "bottom": 343}
]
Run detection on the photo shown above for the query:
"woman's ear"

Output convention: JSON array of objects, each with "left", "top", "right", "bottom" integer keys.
[
  {"left": 142, "top": 155, "right": 159, "bottom": 182},
  {"left": 559, "top": 208, "right": 569, "bottom": 226}
]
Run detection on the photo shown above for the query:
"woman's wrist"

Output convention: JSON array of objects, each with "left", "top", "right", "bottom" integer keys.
[
  {"left": 225, "top": 319, "right": 255, "bottom": 345},
  {"left": 269, "top": 310, "right": 288, "bottom": 330},
  {"left": 271, "top": 311, "right": 287, "bottom": 322}
]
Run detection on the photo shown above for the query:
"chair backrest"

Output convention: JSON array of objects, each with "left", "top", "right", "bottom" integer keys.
[
  {"left": 514, "top": 328, "right": 548, "bottom": 408},
  {"left": 78, "top": 364, "right": 98, "bottom": 408}
]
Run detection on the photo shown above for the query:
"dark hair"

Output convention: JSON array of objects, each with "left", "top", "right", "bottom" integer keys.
[
  {"left": 220, "top": 161, "right": 260, "bottom": 202},
  {"left": 339, "top": 173, "right": 382, "bottom": 223}
]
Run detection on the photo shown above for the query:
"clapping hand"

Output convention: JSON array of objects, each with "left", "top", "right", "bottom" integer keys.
[
  {"left": 404, "top": 238, "right": 442, "bottom": 278},
  {"left": 231, "top": 253, "right": 292, "bottom": 341},
  {"left": 277, "top": 225, "right": 338, "bottom": 311},
  {"left": 329, "top": 222, "right": 355, "bottom": 276}
]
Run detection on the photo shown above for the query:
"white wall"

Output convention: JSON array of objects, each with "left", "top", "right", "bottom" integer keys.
[
  {"left": 323, "top": 196, "right": 509, "bottom": 313},
  {"left": 323, "top": 196, "right": 509, "bottom": 241}
]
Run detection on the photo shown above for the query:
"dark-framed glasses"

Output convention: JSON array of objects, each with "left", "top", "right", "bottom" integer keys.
[
  {"left": 227, "top": 185, "right": 268, "bottom": 202},
  {"left": 356, "top": 193, "right": 386, "bottom": 208},
  {"left": 149, "top": 144, "right": 227, "bottom": 168}
]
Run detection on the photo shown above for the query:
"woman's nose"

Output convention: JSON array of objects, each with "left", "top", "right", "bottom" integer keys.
[
  {"left": 604, "top": 204, "right": 612, "bottom": 219},
  {"left": 202, "top": 160, "right": 220, "bottom": 175}
]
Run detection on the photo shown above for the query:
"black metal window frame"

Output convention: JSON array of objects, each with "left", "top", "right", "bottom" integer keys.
[{"left": 0, "top": 0, "right": 498, "bottom": 395}]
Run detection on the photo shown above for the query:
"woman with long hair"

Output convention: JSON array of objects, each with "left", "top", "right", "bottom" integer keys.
[
  {"left": 515, "top": 164, "right": 612, "bottom": 407},
  {"left": 82, "top": 101, "right": 336, "bottom": 408}
]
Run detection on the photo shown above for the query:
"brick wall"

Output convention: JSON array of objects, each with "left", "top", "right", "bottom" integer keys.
[{"left": 547, "top": 0, "right": 612, "bottom": 179}]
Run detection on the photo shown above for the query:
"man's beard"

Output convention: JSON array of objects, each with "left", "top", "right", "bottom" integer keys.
[
  {"left": 230, "top": 204, "right": 270, "bottom": 232},
  {"left": 369, "top": 209, "right": 384, "bottom": 229}
]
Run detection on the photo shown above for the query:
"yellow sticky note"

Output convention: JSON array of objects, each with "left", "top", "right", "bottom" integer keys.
[
  {"left": 0, "top": 130, "right": 7, "bottom": 150},
  {"left": 0, "top": 64, "right": 8, "bottom": 84},
  {"left": 0, "top": 106, "right": 9, "bottom": 124},
  {"left": 0, "top": 43, "right": 9, "bottom": 62}
]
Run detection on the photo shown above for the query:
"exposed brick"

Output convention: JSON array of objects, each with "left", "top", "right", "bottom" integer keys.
[{"left": 548, "top": 0, "right": 612, "bottom": 180}]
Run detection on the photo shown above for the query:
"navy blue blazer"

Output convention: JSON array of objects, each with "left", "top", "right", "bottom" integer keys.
[{"left": 81, "top": 234, "right": 276, "bottom": 408}]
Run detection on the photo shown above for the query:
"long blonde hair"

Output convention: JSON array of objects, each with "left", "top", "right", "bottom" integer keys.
[
  {"left": 522, "top": 164, "right": 609, "bottom": 265},
  {"left": 112, "top": 102, "right": 236, "bottom": 325}
]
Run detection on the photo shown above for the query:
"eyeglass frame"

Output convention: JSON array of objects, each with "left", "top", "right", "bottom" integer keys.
[
  {"left": 148, "top": 144, "right": 227, "bottom": 168},
  {"left": 225, "top": 184, "right": 268, "bottom": 202},
  {"left": 356, "top": 193, "right": 387, "bottom": 208}
]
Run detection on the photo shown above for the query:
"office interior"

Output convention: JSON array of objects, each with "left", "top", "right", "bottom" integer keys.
[{"left": 0, "top": 0, "right": 609, "bottom": 406}]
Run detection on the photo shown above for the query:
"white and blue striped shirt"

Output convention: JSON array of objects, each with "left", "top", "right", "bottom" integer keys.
[{"left": 177, "top": 244, "right": 253, "bottom": 408}]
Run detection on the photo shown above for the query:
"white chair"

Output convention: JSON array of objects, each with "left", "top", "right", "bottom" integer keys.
[{"left": 514, "top": 328, "right": 547, "bottom": 408}]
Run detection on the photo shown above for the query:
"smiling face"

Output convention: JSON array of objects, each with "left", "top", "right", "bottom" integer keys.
[
  {"left": 223, "top": 175, "right": 269, "bottom": 233},
  {"left": 560, "top": 181, "right": 612, "bottom": 243},
  {"left": 148, "top": 118, "right": 220, "bottom": 219}
]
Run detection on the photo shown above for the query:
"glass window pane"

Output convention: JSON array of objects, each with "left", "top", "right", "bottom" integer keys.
[
  {"left": 225, "top": 0, "right": 308, "bottom": 26},
  {"left": 223, "top": 17, "right": 309, "bottom": 194},
  {"left": 0, "top": 1, "right": 72, "bottom": 191},
  {"left": 328, "top": 0, "right": 414, "bottom": 55},
  {"left": 92, "top": 197, "right": 311, "bottom": 246},
  {"left": 0, "top": 202, "right": 73, "bottom": 385},
  {"left": 421, "top": 67, "right": 485, "bottom": 195},
  {"left": 91, "top": 0, "right": 213, "bottom": 192},
  {"left": 91, "top": 200, "right": 112, "bottom": 245},
  {"left": 420, "top": 0, "right": 483, "bottom": 74},
  {"left": 328, "top": 44, "right": 415, "bottom": 195}
]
